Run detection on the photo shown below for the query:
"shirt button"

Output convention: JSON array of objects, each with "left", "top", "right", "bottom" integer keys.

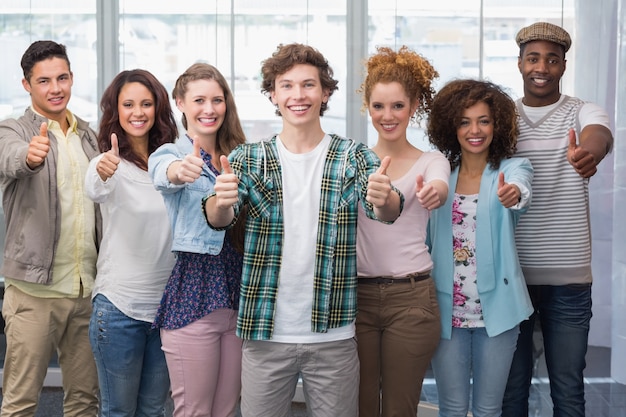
[{"left": 503, "top": 278, "right": 509, "bottom": 285}]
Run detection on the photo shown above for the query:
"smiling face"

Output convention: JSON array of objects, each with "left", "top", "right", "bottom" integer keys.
[
  {"left": 367, "top": 81, "right": 418, "bottom": 144},
  {"left": 22, "top": 57, "right": 73, "bottom": 125},
  {"left": 456, "top": 101, "right": 494, "bottom": 160},
  {"left": 518, "top": 40, "right": 567, "bottom": 107},
  {"left": 117, "top": 82, "right": 155, "bottom": 143},
  {"left": 270, "top": 64, "right": 329, "bottom": 129},
  {"left": 176, "top": 78, "right": 226, "bottom": 139}
]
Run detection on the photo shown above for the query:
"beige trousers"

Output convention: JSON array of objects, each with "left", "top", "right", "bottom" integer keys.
[{"left": 1, "top": 285, "right": 98, "bottom": 417}]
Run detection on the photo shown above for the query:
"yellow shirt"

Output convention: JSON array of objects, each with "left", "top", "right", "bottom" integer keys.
[{"left": 5, "top": 110, "right": 97, "bottom": 298}]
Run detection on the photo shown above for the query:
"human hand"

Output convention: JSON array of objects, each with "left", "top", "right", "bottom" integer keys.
[
  {"left": 567, "top": 129, "right": 598, "bottom": 178},
  {"left": 213, "top": 155, "right": 240, "bottom": 209},
  {"left": 416, "top": 174, "right": 442, "bottom": 210},
  {"left": 497, "top": 172, "right": 521, "bottom": 208},
  {"left": 175, "top": 137, "right": 204, "bottom": 183},
  {"left": 26, "top": 122, "right": 50, "bottom": 168},
  {"left": 366, "top": 156, "right": 393, "bottom": 208},
  {"left": 96, "top": 133, "right": 121, "bottom": 181}
]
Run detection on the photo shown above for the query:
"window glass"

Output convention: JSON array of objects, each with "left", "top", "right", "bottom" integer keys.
[
  {"left": 118, "top": 0, "right": 348, "bottom": 142},
  {"left": 366, "top": 0, "right": 574, "bottom": 148},
  {"left": 0, "top": 1, "right": 98, "bottom": 125}
]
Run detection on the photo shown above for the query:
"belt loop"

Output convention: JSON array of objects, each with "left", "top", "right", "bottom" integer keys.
[{"left": 410, "top": 276, "right": 416, "bottom": 289}]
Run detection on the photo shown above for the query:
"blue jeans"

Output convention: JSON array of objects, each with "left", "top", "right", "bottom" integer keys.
[
  {"left": 431, "top": 326, "right": 519, "bottom": 417},
  {"left": 502, "top": 284, "right": 591, "bottom": 417},
  {"left": 89, "top": 294, "right": 171, "bottom": 417}
]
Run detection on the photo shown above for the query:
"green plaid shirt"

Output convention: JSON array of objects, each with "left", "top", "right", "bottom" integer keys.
[{"left": 206, "top": 134, "right": 403, "bottom": 340}]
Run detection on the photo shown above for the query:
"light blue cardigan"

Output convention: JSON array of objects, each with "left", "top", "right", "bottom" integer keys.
[{"left": 427, "top": 157, "right": 534, "bottom": 339}]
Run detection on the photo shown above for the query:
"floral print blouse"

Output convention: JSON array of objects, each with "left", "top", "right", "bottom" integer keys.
[{"left": 451, "top": 193, "right": 484, "bottom": 328}]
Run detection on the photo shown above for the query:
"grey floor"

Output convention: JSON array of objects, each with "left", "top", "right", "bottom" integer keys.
[{"left": 0, "top": 345, "right": 622, "bottom": 417}]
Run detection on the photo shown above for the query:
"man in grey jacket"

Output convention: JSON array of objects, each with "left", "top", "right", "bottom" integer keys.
[{"left": 0, "top": 40, "right": 100, "bottom": 417}]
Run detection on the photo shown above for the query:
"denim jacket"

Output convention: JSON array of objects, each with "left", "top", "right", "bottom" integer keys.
[{"left": 148, "top": 136, "right": 225, "bottom": 254}]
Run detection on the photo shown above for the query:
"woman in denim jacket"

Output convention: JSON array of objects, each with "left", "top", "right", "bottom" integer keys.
[{"left": 148, "top": 63, "right": 246, "bottom": 417}]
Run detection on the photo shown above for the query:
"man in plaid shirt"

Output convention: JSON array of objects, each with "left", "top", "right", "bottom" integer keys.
[{"left": 204, "top": 43, "right": 403, "bottom": 417}]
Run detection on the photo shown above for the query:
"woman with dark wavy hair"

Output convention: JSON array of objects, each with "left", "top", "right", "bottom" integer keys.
[
  {"left": 85, "top": 69, "right": 178, "bottom": 416},
  {"left": 426, "top": 79, "right": 534, "bottom": 417}
]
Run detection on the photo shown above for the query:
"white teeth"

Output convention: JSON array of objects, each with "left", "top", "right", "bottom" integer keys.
[
  {"left": 382, "top": 124, "right": 395, "bottom": 129},
  {"left": 290, "top": 105, "right": 308, "bottom": 111},
  {"left": 199, "top": 118, "right": 216, "bottom": 123}
]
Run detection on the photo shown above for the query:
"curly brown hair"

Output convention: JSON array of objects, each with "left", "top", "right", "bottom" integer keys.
[
  {"left": 427, "top": 79, "right": 519, "bottom": 170},
  {"left": 98, "top": 69, "right": 178, "bottom": 170},
  {"left": 260, "top": 43, "right": 338, "bottom": 116},
  {"left": 358, "top": 45, "right": 438, "bottom": 125}
]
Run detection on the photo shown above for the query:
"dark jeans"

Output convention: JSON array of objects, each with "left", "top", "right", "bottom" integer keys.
[{"left": 502, "top": 284, "right": 592, "bottom": 417}]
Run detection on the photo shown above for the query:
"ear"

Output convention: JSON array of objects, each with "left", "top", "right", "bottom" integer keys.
[
  {"left": 517, "top": 56, "right": 522, "bottom": 73},
  {"left": 175, "top": 97, "right": 185, "bottom": 112},
  {"left": 322, "top": 89, "right": 330, "bottom": 103},
  {"left": 270, "top": 90, "right": 277, "bottom": 105},
  {"left": 410, "top": 99, "right": 420, "bottom": 116},
  {"left": 22, "top": 78, "right": 31, "bottom": 94}
]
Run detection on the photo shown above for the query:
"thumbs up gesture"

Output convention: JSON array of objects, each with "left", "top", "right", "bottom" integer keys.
[
  {"left": 366, "top": 156, "right": 393, "bottom": 208},
  {"left": 213, "top": 155, "right": 240, "bottom": 209},
  {"left": 567, "top": 129, "right": 597, "bottom": 178},
  {"left": 175, "top": 137, "right": 204, "bottom": 183},
  {"left": 96, "top": 133, "right": 121, "bottom": 181},
  {"left": 497, "top": 172, "right": 521, "bottom": 208},
  {"left": 26, "top": 122, "right": 51, "bottom": 168},
  {"left": 415, "top": 174, "right": 443, "bottom": 210}
]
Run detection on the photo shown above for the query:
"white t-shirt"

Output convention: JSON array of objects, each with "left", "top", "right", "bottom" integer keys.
[
  {"left": 85, "top": 157, "right": 175, "bottom": 322},
  {"left": 521, "top": 95, "right": 610, "bottom": 129},
  {"left": 271, "top": 134, "right": 355, "bottom": 343}
]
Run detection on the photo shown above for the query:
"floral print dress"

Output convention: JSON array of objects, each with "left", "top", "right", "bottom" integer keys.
[{"left": 451, "top": 193, "right": 484, "bottom": 328}]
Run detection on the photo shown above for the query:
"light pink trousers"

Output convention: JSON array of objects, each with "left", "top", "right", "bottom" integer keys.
[{"left": 161, "top": 308, "right": 242, "bottom": 417}]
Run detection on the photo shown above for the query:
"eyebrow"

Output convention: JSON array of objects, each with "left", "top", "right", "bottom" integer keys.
[
  {"left": 278, "top": 78, "right": 317, "bottom": 84},
  {"left": 35, "top": 73, "right": 70, "bottom": 81},
  {"left": 525, "top": 51, "right": 562, "bottom": 58},
  {"left": 461, "top": 115, "right": 491, "bottom": 119}
]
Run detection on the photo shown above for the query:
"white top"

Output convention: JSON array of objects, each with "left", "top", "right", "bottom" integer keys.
[
  {"left": 271, "top": 134, "right": 354, "bottom": 343},
  {"left": 521, "top": 95, "right": 610, "bottom": 129},
  {"left": 85, "top": 157, "right": 175, "bottom": 322},
  {"left": 357, "top": 151, "right": 450, "bottom": 277}
]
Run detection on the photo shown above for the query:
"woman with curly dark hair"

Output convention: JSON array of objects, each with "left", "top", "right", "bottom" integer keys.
[
  {"left": 355, "top": 45, "right": 450, "bottom": 417},
  {"left": 426, "top": 79, "right": 534, "bottom": 417},
  {"left": 85, "top": 69, "right": 178, "bottom": 416}
]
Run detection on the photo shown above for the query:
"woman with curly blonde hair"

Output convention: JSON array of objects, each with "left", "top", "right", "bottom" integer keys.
[
  {"left": 356, "top": 45, "right": 450, "bottom": 417},
  {"left": 426, "top": 79, "right": 534, "bottom": 417}
]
